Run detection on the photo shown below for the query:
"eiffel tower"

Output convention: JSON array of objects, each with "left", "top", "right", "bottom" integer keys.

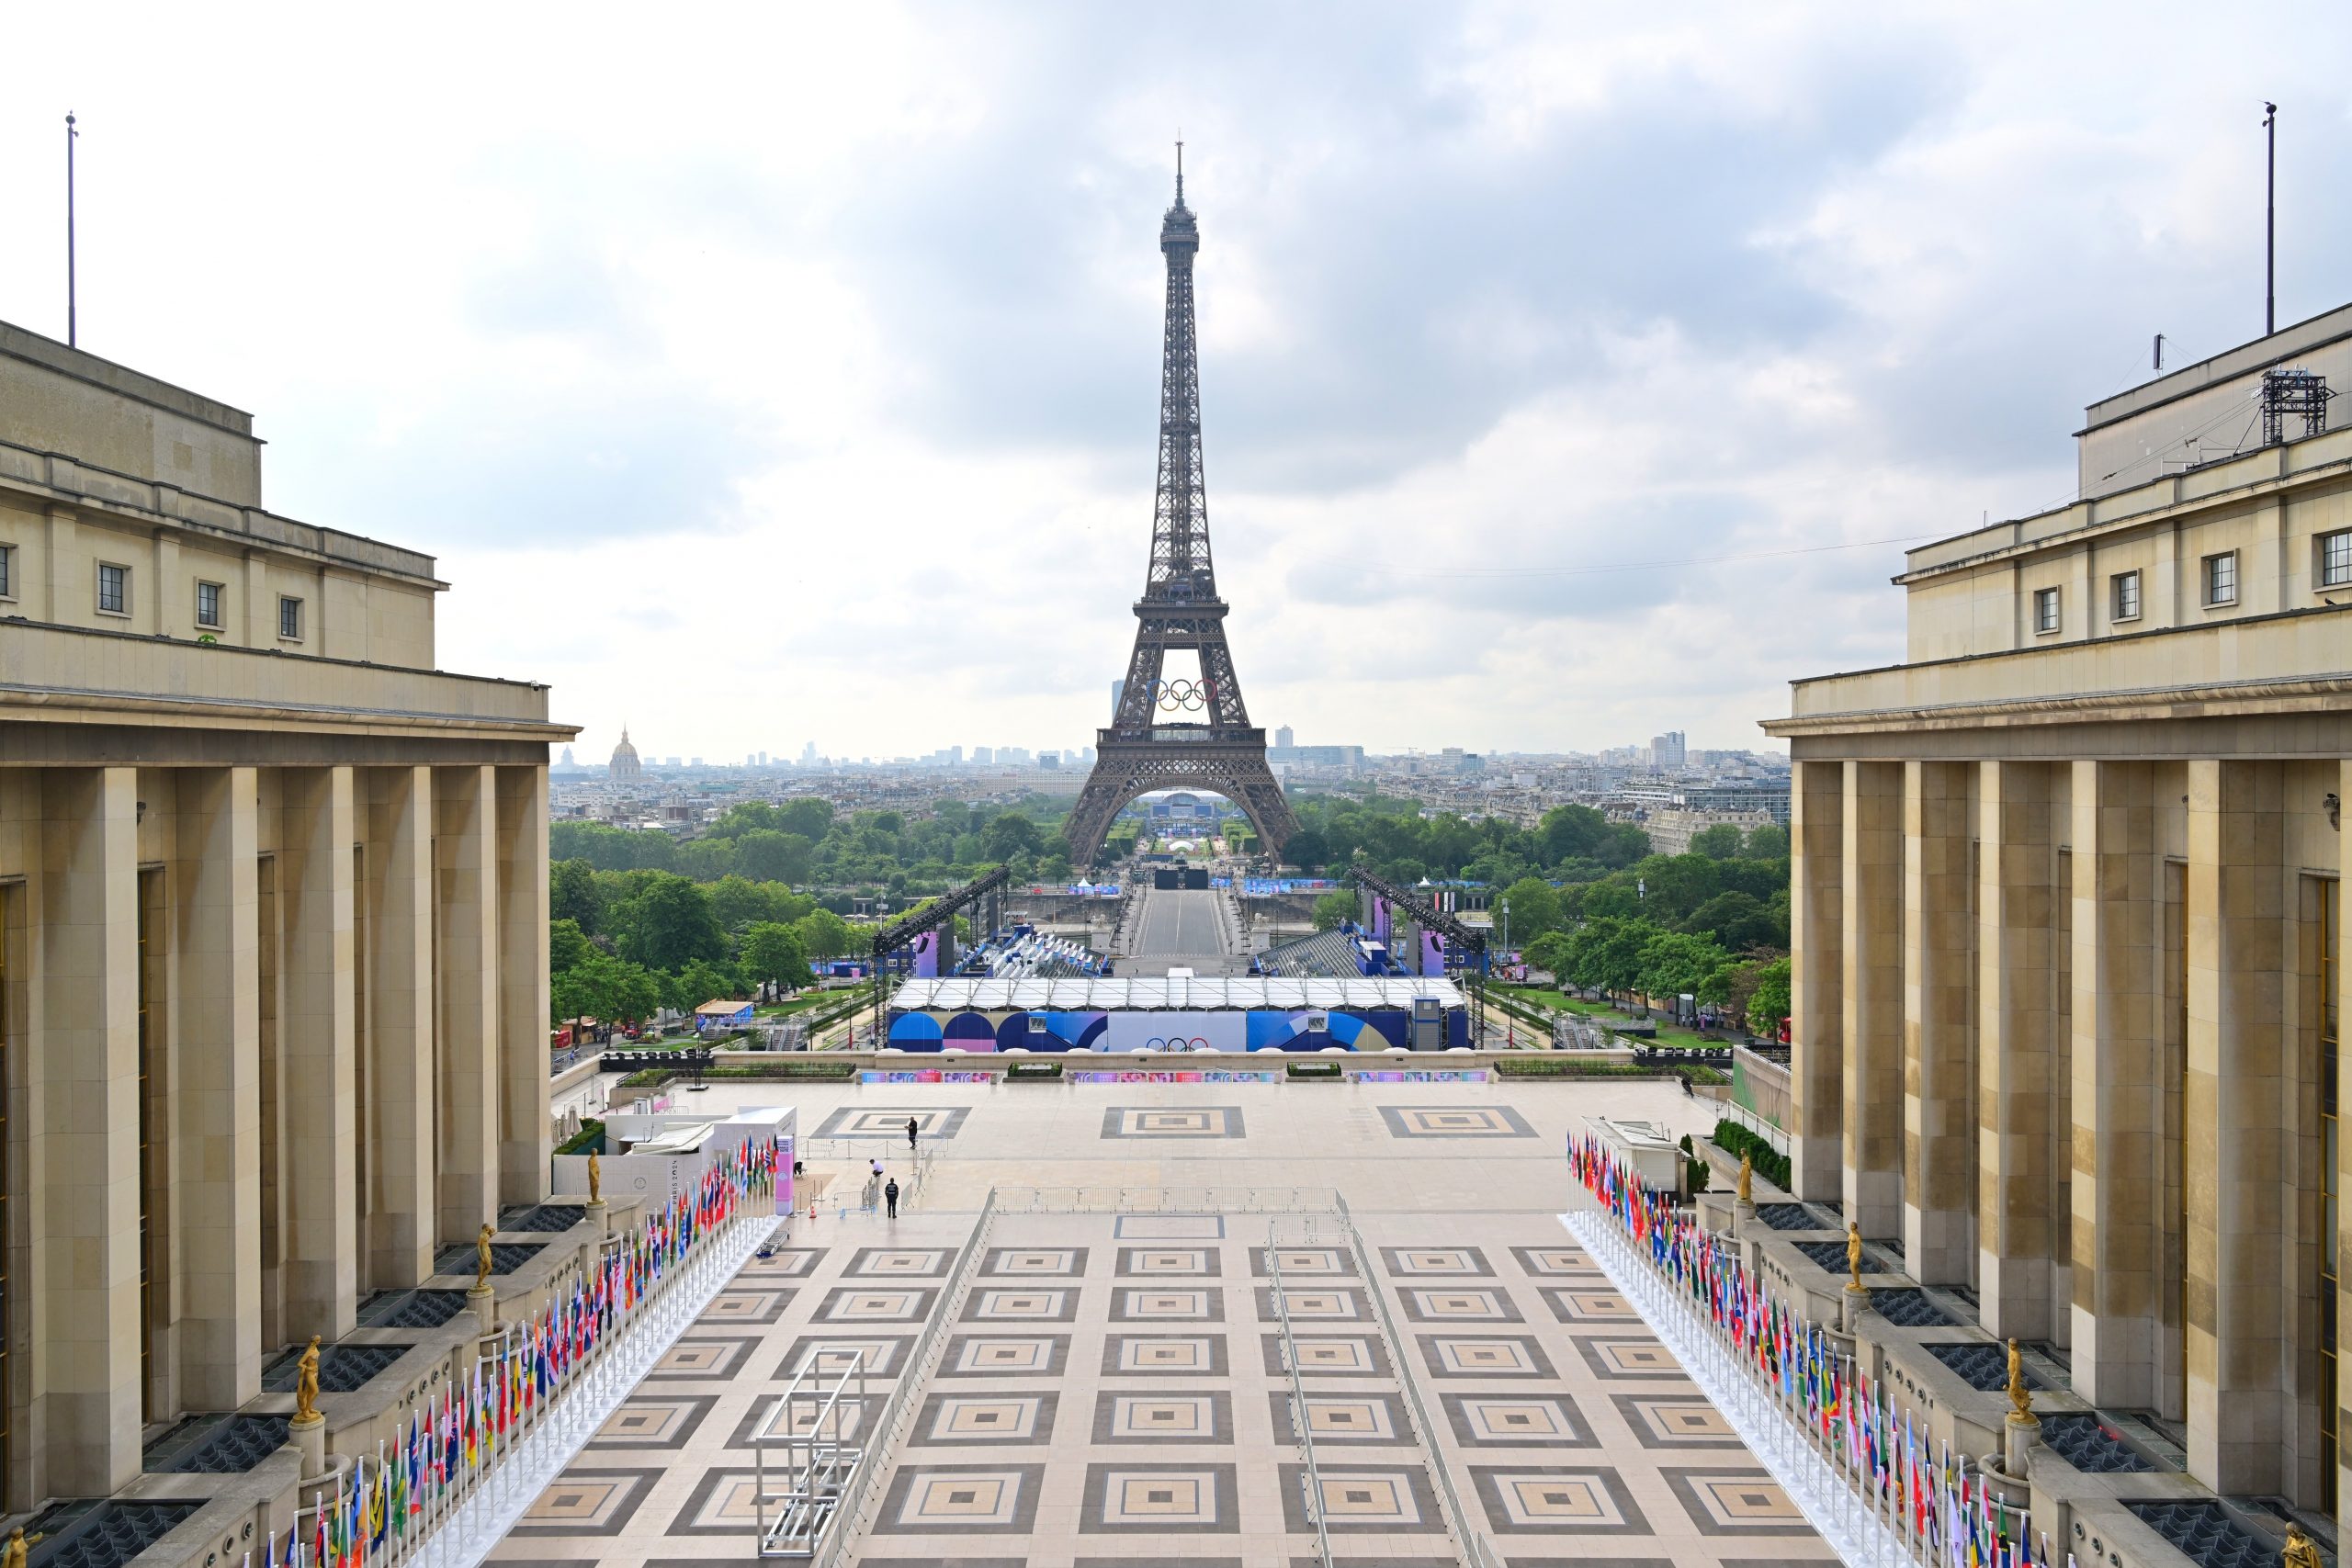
[{"left": 1066, "top": 153, "right": 1299, "bottom": 866}]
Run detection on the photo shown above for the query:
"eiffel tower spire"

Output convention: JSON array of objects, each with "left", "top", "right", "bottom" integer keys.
[{"left": 1068, "top": 157, "right": 1297, "bottom": 866}]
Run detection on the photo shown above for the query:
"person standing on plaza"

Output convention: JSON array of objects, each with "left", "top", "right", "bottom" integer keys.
[
  {"left": 885, "top": 1178, "right": 900, "bottom": 1218},
  {"left": 906, "top": 1116, "right": 919, "bottom": 1153}
]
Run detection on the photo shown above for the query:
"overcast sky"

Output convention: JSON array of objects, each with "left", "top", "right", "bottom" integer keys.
[{"left": 5, "top": 3, "right": 2347, "bottom": 762}]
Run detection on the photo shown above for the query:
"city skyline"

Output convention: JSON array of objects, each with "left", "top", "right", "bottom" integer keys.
[{"left": 3, "top": 5, "right": 2345, "bottom": 758}]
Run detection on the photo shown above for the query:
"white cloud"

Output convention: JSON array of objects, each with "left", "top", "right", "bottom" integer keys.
[{"left": 4, "top": 0, "right": 2347, "bottom": 761}]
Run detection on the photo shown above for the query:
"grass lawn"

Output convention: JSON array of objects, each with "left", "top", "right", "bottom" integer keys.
[
  {"left": 757, "top": 991, "right": 852, "bottom": 1019},
  {"left": 1491, "top": 984, "right": 1722, "bottom": 1052}
]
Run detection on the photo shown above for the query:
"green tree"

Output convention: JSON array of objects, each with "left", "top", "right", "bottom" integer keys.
[
  {"left": 666, "top": 955, "right": 745, "bottom": 1014},
  {"left": 1747, "top": 957, "right": 1792, "bottom": 1035},
  {"left": 1564, "top": 916, "right": 1657, "bottom": 996},
  {"left": 794, "top": 907, "right": 855, "bottom": 960},
  {"left": 777, "top": 797, "right": 834, "bottom": 841},
  {"left": 1311, "top": 890, "right": 1358, "bottom": 931},
  {"left": 1498, "top": 878, "right": 1562, "bottom": 946},
  {"left": 733, "top": 829, "right": 814, "bottom": 885},
  {"left": 1743, "top": 824, "right": 1789, "bottom": 860},
  {"left": 741, "top": 921, "right": 814, "bottom": 990},
  {"left": 551, "top": 858, "right": 604, "bottom": 933},
  {"left": 550, "top": 916, "right": 592, "bottom": 974},
  {"left": 1283, "top": 827, "right": 1329, "bottom": 870},
  {"left": 1688, "top": 824, "right": 1745, "bottom": 860},
  {"left": 1634, "top": 929, "right": 1728, "bottom": 1000},
  {"left": 607, "top": 873, "right": 728, "bottom": 971},
  {"left": 552, "top": 947, "right": 661, "bottom": 1026},
  {"left": 981, "top": 813, "right": 1042, "bottom": 863},
  {"left": 549, "top": 820, "right": 680, "bottom": 872},
  {"left": 1683, "top": 890, "right": 1783, "bottom": 953}
]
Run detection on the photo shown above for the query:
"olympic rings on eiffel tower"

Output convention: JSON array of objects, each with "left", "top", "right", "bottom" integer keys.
[{"left": 1155, "top": 678, "right": 1215, "bottom": 712}]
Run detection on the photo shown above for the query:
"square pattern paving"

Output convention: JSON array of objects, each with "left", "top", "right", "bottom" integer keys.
[
  {"left": 491, "top": 1087, "right": 1827, "bottom": 1568},
  {"left": 1100, "top": 1105, "right": 1247, "bottom": 1138}
]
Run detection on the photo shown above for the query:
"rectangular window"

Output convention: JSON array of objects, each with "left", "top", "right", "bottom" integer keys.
[
  {"left": 97, "top": 562, "right": 129, "bottom": 616},
  {"left": 2110, "top": 570, "right": 2142, "bottom": 623},
  {"left": 2033, "top": 586, "right": 2061, "bottom": 635},
  {"left": 0, "top": 544, "right": 13, "bottom": 600},
  {"left": 2321, "top": 528, "right": 2352, "bottom": 590},
  {"left": 278, "top": 596, "right": 302, "bottom": 641},
  {"left": 2203, "top": 551, "right": 2238, "bottom": 607},
  {"left": 195, "top": 581, "right": 223, "bottom": 629}
]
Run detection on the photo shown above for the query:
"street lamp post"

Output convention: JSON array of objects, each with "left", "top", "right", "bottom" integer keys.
[{"left": 1500, "top": 897, "right": 1512, "bottom": 1047}]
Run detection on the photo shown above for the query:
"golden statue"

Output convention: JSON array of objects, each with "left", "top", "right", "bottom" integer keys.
[
  {"left": 2283, "top": 1523, "right": 2324, "bottom": 1568},
  {"left": 474, "top": 1223, "right": 495, "bottom": 1290},
  {"left": 293, "top": 1334, "right": 322, "bottom": 1424},
  {"left": 1846, "top": 1223, "right": 1864, "bottom": 1289},
  {"left": 1736, "top": 1151, "right": 1753, "bottom": 1204},
  {"left": 4, "top": 1527, "right": 46, "bottom": 1568},
  {"left": 2006, "top": 1337, "right": 2032, "bottom": 1421},
  {"left": 587, "top": 1150, "right": 602, "bottom": 1205}
]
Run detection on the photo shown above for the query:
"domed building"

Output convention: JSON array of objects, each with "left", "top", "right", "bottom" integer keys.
[{"left": 609, "top": 726, "right": 643, "bottom": 781}]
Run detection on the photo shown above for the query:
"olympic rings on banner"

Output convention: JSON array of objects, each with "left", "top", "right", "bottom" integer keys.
[
  {"left": 1144, "top": 1037, "right": 1168, "bottom": 1051},
  {"left": 1188, "top": 1037, "right": 1211, "bottom": 1052},
  {"left": 1153, "top": 679, "right": 1208, "bottom": 712}
]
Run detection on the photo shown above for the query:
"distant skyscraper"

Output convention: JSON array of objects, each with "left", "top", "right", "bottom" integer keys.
[
  {"left": 1275, "top": 725, "right": 1294, "bottom": 749},
  {"left": 801, "top": 741, "right": 817, "bottom": 765},
  {"left": 973, "top": 746, "right": 995, "bottom": 764},
  {"left": 1650, "top": 730, "right": 1687, "bottom": 770}
]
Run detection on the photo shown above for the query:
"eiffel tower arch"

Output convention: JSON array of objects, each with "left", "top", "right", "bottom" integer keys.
[{"left": 1068, "top": 153, "right": 1298, "bottom": 866}]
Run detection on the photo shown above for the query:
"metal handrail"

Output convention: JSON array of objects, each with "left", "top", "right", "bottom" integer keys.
[
  {"left": 1268, "top": 1218, "right": 1334, "bottom": 1568},
  {"left": 1333, "top": 1194, "right": 1498, "bottom": 1568},
  {"left": 813, "top": 1191, "right": 998, "bottom": 1568},
  {"left": 992, "top": 1185, "right": 1342, "bottom": 1214}
]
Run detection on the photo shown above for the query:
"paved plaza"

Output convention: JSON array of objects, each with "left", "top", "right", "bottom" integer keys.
[{"left": 491, "top": 1078, "right": 1837, "bottom": 1566}]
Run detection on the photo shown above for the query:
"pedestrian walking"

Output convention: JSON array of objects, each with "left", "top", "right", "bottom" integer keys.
[
  {"left": 871, "top": 1157, "right": 884, "bottom": 1180},
  {"left": 906, "top": 1116, "right": 919, "bottom": 1152},
  {"left": 885, "top": 1178, "right": 900, "bottom": 1218}
]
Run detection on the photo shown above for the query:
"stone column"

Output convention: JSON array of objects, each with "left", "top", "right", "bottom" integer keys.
[
  {"left": 2184, "top": 758, "right": 2288, "bottom": 1495},
  {"left": 1791, "top": 759, "right": 1845, "bottom": 1202},
  {"left": 436, "top": 767, "right": 501, "bottom": 1239},
  {"left": 496, "top": 766, "right": 550, "bottom": 1207},
  {"left": 2069, "top": 760, "right": 2160, "bottom": 1408},
  {"left": 1904, "top": 760, "right": 1974, "bottom": 1284},
  {"left": 281, "top": 766, "right": 357, "bottom": 1342},
  {"left": 1978, "top": 760, "right": 2057, "bottom": 1340},
  {"left": 366, "top": 768, "right": 435, "bottom": 1287},
  {"left": 34, "top": 767, "right": 142, "bottom": 1495},
  {"left": 1842, "top": 761, "right": 1904, "bottom": 1236},
  {"left": 2336, "top": 758, "right": 2352, "bottom": 1517},
  {"left": 172, "top": 767, "right": 262, "bottom": 1410}
]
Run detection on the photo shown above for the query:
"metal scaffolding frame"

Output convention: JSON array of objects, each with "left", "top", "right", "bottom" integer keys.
[{"left": 752, "top": 1352, "right": 870, "bottom": 1558}]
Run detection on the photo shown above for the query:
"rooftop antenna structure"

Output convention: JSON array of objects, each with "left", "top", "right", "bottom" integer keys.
[
  {"left": 2263, "top": 101, "right": 2277, "bottom": 336},
  {"left": 65, "top": 112, "right": 79, "bottom": 347},
  {"left": 2153, "top": 333, "right": 2165, "bottom": 372},
  {"left": 2259, "top": 367, "right": 2333, "bottom": 447}
]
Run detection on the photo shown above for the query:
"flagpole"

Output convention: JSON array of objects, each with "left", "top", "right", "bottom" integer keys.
[{"left": 64, "top": 112, "right": 79, "bottom": 346}]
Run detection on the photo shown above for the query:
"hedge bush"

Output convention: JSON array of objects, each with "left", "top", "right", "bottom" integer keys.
[
  {"left": 556, "top": 1119, "right": 605, "bottom": 1156},
  {"left": 1713, "top": 1118, "right": 1791, "bottom": 1190}
]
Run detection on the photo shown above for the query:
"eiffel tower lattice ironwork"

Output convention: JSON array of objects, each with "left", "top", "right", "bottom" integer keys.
[{"left": 1067, "top": 156, "right": 1298, "bottom": 865}]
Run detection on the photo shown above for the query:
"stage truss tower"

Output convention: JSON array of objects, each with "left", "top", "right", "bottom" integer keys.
[{"left": 1067, "top": 154, "right": 1299, "bottom": 864}]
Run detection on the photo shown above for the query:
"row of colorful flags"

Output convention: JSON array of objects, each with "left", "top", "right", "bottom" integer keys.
[
  {"left": 253, "top": 1136, "right": 783, "bottom": 1568},
  {"left": 1568, "top": 1134, "right": 2071, "bottom": 1568}
]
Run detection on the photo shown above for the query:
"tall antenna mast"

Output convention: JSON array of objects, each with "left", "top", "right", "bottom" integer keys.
[
  {"left": 66, "top": 112, "right": 79, "bottom": 348},
  {"left": 2263, "top": 101, "right": 2277, "bottom": 336}
]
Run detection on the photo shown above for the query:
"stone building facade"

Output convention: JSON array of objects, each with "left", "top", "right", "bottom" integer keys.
[
  {"left": 0, "top": 322, "right": 573, "bottom": 1506},
  {"left": 1764, "top": 306, "right": 2352, "bottom": 1520}
]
